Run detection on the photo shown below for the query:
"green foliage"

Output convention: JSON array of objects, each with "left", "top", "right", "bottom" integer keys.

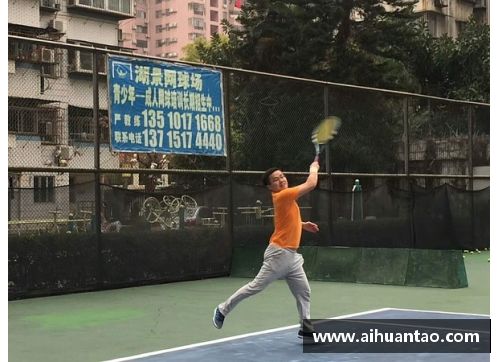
[{"left": 410, "top": 17, "right": 489, "bottom": 102}]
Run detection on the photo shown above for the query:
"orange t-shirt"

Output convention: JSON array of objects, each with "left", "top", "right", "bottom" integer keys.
[{"left": 269, "top": 186, "right": 302, "bottom": 249}]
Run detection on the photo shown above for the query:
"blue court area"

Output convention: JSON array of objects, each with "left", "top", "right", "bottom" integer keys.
[{"left": 103, "top": 308, "right": 490, "bottom": 362}]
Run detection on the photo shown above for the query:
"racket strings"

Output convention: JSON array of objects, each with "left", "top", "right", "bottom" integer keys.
[{"left": 311, "top": 117, "right": 341, "bottom": 145}]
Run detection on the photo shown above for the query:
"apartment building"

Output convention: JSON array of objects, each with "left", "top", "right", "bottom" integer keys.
[
  {"left": 118, "top": 0, "right": 245, "bottom": 59},
  {"left": 8, "top": 0, "right": 134, "bottom": 221},
  {"left": 415, "top": 0, "right": 489, "bottom": 38}
]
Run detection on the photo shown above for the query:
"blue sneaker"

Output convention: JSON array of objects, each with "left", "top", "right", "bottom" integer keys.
[{"left": 213, "top": 308, "right": 225, "bottom": 329}]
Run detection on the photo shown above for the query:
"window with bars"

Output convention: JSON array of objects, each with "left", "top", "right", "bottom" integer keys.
[
  {"left": 34, "top": 176, "right": 55, "bottom": 203},
  {"left": 8, "top": 106, "right": 60, "bottom": 143},
  {"left": 188, "top": 17, "right": 205, "bottom": 30}
]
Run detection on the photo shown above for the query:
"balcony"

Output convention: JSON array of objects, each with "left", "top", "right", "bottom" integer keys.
[
  {"left": 40, "top": 0, "right": 61, "bottom": 12},
  {"left": 67, "top": 0, "right": 134, "bottom": 19}
]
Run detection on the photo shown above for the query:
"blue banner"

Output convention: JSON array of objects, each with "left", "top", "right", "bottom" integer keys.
[{"left": 107, "top": 55, "right": 225, "bottom": 156}]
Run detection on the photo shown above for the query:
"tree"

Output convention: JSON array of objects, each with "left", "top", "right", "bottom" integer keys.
[
  {"left": 226, "top": 0, "right": 422, "bottom": 92},
  {"left": 181, "top": 27, "right": 237, "bottom": 67},
  {"left": 412, "top": 17, "right": 490, "bottom": 103}
]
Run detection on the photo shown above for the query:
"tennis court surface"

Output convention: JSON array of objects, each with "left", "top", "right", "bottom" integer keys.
[{"left": 103, "top": 308, "right": 490, "bottom": 362}]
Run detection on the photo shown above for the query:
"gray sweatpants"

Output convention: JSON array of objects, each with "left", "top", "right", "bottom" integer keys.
[{"left": 218, "top": 243, "right": 314, "bottom": 332}]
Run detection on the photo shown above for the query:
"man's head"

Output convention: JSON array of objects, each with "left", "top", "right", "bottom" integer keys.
[{"left": 262, "top": 167, "right": 288, "bottom": 192}]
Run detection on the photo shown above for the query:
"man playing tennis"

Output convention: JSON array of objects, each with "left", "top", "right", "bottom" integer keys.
[{"left": 213, "top": 160, "right": 320, "bottom": 339}]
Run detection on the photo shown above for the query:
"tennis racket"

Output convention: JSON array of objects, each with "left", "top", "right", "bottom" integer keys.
[{"left": 311, "top": 116, "right": 341, "bottom": 162}]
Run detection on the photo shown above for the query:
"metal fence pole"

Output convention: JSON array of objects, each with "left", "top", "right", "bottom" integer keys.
[
  {"left": 468, "top": 105, "right": 474, "bottom": 191},
  {"left": 93, "top": 50, "right": 103, "bottom": 284},
  {"left": 403, "top": 96, "right": 415, "bottom": 248},
  {"left": 324, "top": 86, "right": 333, "bottom": 245},
  {"left": 468, "top": 104, "right": 476, "bottom": 247},
  {"left": 223, "top": 70, "right": 234, "bottom": 253}
]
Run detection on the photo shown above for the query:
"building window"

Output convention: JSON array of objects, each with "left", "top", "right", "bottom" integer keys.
[
  {"left": 189, "top": 2, "right": 205, "bottom": 15},
  {"left": 136, "top": 25, "right": 148, "bottom": 33},
  {"left": 156, "top": 25, "right": 163, "bottom": 33},
  {"left": 210, "top": 10, "right": 218, "bottom": 22},
  {"left": 422, "top": 12, "right": 438, "bottom": 37},
  {"left": 136, "top": 39, "right": 148, "bottom": 48},
  {"left": 188, "top": 17, "right": 205, "bottom": 30},
  {"left": 75, "top": 0, "right": 131, "bottom": 14},
  {"left": 156, "top": 10, "right": 163, "bottom": 18},
  {"left": 69, "top": 115, "right": 110, "bottom": 143},
  {"left": 456, "top": 20, "right": 467, "bottom": 34},
  {"left": 136, "top": 10, "right": 146, "bottom": 18},
  {"left": 69, "top": 177, "right": 76, "bottom": 203},
  {"left": 156, "top": 40, "right": 163, "bottom": 47},
  {"left": 155, "top": 0, "right": 162, "bottom": 3},
  {"left": 34, "top": 176, "right": 55, "bottom": 203},
  {"left": 108, "top": 0, "right": 131, "bottom": 14},
  {"left": 189, "top": 33, "right": 205, "bottom": 41}
]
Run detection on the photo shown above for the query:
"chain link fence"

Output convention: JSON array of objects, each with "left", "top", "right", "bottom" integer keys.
[{"left": 8, "top": 37, "right": 490, "bottom": 298}]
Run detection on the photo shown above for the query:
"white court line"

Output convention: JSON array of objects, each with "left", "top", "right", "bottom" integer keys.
[
  {"left": 384, "top": 307, "right": 490, "bottom": 317},
  {"left": 101, "top": 307, "right": 392, "bottom": 362}
]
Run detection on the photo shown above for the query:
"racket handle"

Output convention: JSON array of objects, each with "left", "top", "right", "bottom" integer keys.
[{"left": 314, "top": 155, "right": 319, "bottom": 162}]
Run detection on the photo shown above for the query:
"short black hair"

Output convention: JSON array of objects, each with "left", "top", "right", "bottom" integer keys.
[{"left": 262, "top": 167, "right": 280, "bottom": 186}]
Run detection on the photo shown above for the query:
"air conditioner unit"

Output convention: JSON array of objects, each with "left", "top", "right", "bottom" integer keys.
[
  {"left": 132, "top": 25, "right": 137, "bottom": 30},
  {"left": 143, "top": 48, "right": 148, "bottom": 52},
  {"left": 144, "top": 19, "right": 149, "bottom": 24},
  {"left": 60, "top": 146, "right": 74, "bottom": 159},
  {"left": 40, "top": 48, "right": 55, "bottom": 63},
  {"left": 146, "top": 34, "right": 150, "bottom": 38},
  {"left": 170, "top": 22, "right": 177, "bottom": 27},
  {"left": 168, "top": 8, "right": 175, "bottom": 13},
  {"left": 71, "top": 50, "right": 98, "bottom": 73},
  {"left": 49, "top": 19, "right": 66, "bottom": 33}
]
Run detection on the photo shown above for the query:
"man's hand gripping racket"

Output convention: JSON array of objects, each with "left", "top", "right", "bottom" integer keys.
[{"left": 311, "top": 116, "right": 342, "bottom": 162}]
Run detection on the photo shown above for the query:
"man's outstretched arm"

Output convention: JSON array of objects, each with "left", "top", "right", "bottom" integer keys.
[{"left": 298, "top": 161, "right": 319, "bottom": 198}]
